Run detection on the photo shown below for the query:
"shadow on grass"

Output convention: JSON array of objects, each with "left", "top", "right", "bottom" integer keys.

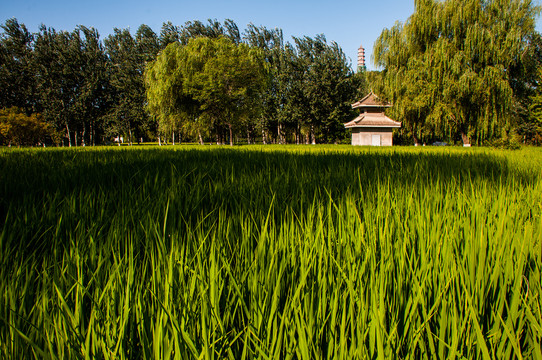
[{"left": 0, "top": 146, "right": 537, "bottom": 252}]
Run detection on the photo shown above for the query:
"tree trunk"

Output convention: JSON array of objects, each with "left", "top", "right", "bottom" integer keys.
[
  {"left": 411, "top": 124, "right": 420, "bottom": 146},
  {"left": 262, "top": 128, "right": 267, "bottom": 145},
  {"left": 461, "top": 132, "right": 471, "bottom": 147},
  {"left": 311, "top": 125, "right": 316, "bottom": 145},
  {"left": 75, "top": 130, "right": 78, "bottom": 147},
  {"left": 66, "top": 124, "right": 72, "bottom": 147},
  {"left": 158, "top": 134, "right": 162, "bottom": 146},
  {"left": 198, "top": 130, "right": 204, "bottom": 145},
  {"left": 229, "top": 123, "right": 233, "bottom": 146},
  {"left": 172, "top": 131, "right": 175, "bottom": 146}
]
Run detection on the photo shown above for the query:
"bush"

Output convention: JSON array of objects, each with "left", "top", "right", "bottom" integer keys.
[{"left": 0, "top": 107, "right": 60, "bottom": 146}]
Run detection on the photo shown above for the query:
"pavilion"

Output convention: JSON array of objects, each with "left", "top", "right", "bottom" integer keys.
[{"left": 344, "top": 93, "right": 401, "bottom": 146}]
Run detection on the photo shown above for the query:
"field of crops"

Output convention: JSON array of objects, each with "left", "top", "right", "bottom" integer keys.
[{"left": 0, "top": 145, "right": 541, "bottom": 359}]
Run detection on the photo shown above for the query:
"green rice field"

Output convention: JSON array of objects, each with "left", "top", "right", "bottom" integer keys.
[{"left": 1, "top": 145, "right": 541, "bottom": 359}]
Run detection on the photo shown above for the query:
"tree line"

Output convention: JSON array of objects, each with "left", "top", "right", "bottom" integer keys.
[{"left": 0, "top": 18, "right": 364, "bottom": 146}]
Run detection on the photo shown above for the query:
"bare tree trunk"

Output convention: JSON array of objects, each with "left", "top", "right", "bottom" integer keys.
[
  {"left": 198, "top": 130, "right": 204, "bottom": 145},
  {"left": 158, "top": 133, "right": 162, "bottom": 146},
  {"left": 66, "top": 124, "right": 72, "bottom": 147},
  {"left": 311, "top": 125, "right": 316, "bottom": 145},
  {"left": 75, "top": 131, "right": 78, "bottom": 147},
  {"left": 262, "top": 128, "right": 267, "bottom": 145},
  {"left": 461, "top": 132, "right": 471, "bottom": 147},
  {"left": 277, "top": 123, "right": 281, "bottom": 145},
  {"left": 229, "top": 123, "right": 233, "bottom": 146},
  {"left": 172, "top": 131, "right": 175, "bottom": 146}
]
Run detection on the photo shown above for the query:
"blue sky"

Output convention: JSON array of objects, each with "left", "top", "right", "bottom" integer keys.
[{"left": 1, "top": 1, "right": 541, "bottom": 70}]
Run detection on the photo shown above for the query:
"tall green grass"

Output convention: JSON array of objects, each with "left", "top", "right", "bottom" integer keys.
[{"left": 1, "top": 145, "right": 541, "bottom": 359}]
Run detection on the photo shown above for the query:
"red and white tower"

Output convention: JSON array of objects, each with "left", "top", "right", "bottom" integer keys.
[{"left": 357, "top": 43, "right": 366, "bottom": 71}]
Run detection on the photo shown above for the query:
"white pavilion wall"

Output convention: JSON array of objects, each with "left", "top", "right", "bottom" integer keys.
[{"left": 351, "top": 128, "right": 394, "bottom": 146}]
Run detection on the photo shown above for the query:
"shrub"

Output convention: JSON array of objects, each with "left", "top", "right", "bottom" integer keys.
[{"left": 0, "top": 107, "right": 60, "bottom": 146}]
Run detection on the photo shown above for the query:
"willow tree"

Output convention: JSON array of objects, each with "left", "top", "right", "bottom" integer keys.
[
  {"left": 144, "top": 42, "right": 197, "bottom": 144},
  {"left": 145, "top": 37, "right": 267, "bottom": 145},
  {"left": 374, "top": 0, "right": 540, "bottom": 145},
  {"left": 372, "top": 20, "right": 435, "bottom": 145}
]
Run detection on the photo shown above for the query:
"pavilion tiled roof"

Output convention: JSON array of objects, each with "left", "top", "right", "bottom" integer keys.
[
  {"left": 351, "top": 92, "right": 391, "bottom": 109},
  {"left": 344, "top": 113, "right": 401, "bottom": 128}
]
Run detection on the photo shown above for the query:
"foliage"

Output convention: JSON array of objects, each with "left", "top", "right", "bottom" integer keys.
[
  {"left": 144, "top": 42, "right": 191, "bottom": 142},
  {"left": 33, "top": 25, "right": 109, "bottom": 146},
  {"left": 145, "top": 37, "right": 268, "bottom": 145},
  {"left": 487, "top": 137, "right": 522, "bottom": 150},
  {"left": 0, "top": 107, "right": 59, "bottom": 146},
  {"left": 0, "top": 145, "right": 541, "bottom": 358},
  {"left": 526, "top": 66, "right": 542, "bottom": 144},
  {"left": 373, "top": 0, "right": 541, "bottom": 146},
  {"left": 182, "top": 36, "right": 268, "bottom": 145},
  {"left": 180, "top": 18, "right": 241, "bottom": 45},
  {"left": 104, "top": 25, "right": 160, "bottom": 144},
  {"left": 291, "top": 35, "right": 360, "bottom": 144},
  {"left": 0, "top": 19, "right": 34, "bottom": 113}
]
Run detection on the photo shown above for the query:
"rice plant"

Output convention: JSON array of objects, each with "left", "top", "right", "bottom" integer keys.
[{"left": 0, "top": 145, "right": 541, "bottom": 359}]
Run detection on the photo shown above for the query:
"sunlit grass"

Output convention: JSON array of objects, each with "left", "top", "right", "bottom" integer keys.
[{"left": 1, "top": 145, "right": 541, "bottom": 359}]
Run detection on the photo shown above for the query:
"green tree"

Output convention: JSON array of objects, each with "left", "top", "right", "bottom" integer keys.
[
  {"left": 527, "top": 67, "right": 542, "bottom": 144},
  {"left": 33, "top": 25, "right": 96, "bottom": 146},
  {"left": 145, "top": 42, "right": 196, "bottom": 144},
  {"left": 182, "top": 36, "right": 267, "bottom": 145},
  {"left": 75, "top": 26, "right": 110, "bottom": 146},
  {"left": 243, "top": 24, "right": 286, "bottom": 143},
  {"left": 146, "top": 36, "right": 267, "bottom": 146},
  {"left": 0, "top": 19, "right": 35, "bottom": 113},
  {"left": 104, "top": 25, "right": 160, "bottom": 144},
  {"left": 514, "top": 31, "right": 542, "bottom": 144},
  {"left": 294, "top": 35, "right": 358, "bottom": 144},
  {"left": 374, "top": 0, "right": 540, "bottom": 145},
  {"left": 159, "top": 21, "right": 181, "bottom": 49},
  {"left": 180, "top": 19, "right": 241, "bottom": 45}
]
